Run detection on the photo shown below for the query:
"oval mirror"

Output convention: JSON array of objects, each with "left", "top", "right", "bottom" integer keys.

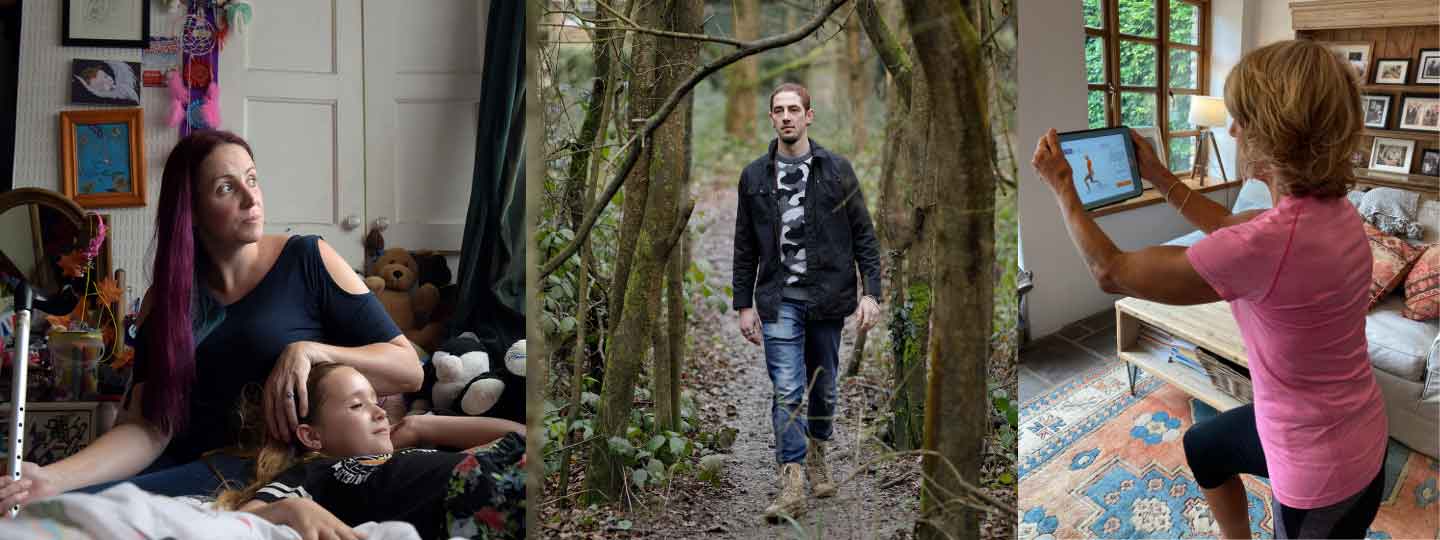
[{"left": 0, "top": 188, "right": 99, "bottom": 315}]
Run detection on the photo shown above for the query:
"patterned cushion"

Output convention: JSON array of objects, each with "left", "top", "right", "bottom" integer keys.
[
  {"left": 1365, "top": 222, "right": 1424, "bottom": 310},
  {"left": 1403, "top": 244, "right": 1440, "bottom": 321}
]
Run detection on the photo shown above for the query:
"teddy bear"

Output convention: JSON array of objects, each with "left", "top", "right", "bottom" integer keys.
[{"left": 365, "top": 248, "right": 444, "bottom": 351}]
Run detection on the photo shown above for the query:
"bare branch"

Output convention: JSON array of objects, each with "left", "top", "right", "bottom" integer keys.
[
  {"left": 594, "top": 0, "right": 745, "bottom": 47},
  {"left": 540, "top": 0, "right": 851, "bottom": 278}
]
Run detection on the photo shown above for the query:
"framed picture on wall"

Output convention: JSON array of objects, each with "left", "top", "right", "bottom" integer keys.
[
  {"left": 1420, "top": 149, "right": 1440, "bottom": 177},
  {"left": 1417, "top": 49, "right": 1440, "bottom": 85},
  {"left": 1397, "top": 95, "right": 1440, "bottom": 133},
  {"left": 59, "top": 109, "right": 147, "bottom": 208},
  {"left": 70, "top": 60, "right": 141, "bottom": 106},
  {"left": 1323, "top": 41, "right": 1373, "bottom": 81},
  {"left": 1362, "top": 94, "right": 1392, "bottom": 128},
  {"left": 1369, "top": 137, "right": 1416, "bottom": 174},
  {"left": 62, "top": 0, "right": 151, "bottom": 48},
  {"left": 1373, "top": 59, "right": 1409, "bottom": 85}
]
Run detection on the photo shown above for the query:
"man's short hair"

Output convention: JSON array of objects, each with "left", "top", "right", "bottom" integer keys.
[{"left": 769, "top": 82, "right": 811, "bottom": 111}]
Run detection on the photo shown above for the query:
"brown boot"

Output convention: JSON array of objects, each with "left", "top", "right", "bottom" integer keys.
[
  {"left": 806, "top": 440, "right": 837, "bottom": 498},
  {"left": 763, "top": 462, "right": 807, "bottom": 522}
]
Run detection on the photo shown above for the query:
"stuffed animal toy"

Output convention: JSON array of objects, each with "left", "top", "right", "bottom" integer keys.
[
  {"left": 423, "top": 349, "right": 490, "bottom": 414},
  {"left": 456, "top": 340, "right": 526, "bottom": 423},
  {"left": 365, "top": 248, "right": 444, "bottom": 351}
]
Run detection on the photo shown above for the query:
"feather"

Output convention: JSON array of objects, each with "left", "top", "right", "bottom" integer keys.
[
  {"left": 166, "top": 71, "right": 187, "bottom": 127},
  {"left": 202, "top": 83, "right": 222, "bottom": 128}
]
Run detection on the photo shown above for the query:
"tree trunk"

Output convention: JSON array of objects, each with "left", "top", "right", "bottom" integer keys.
[
  {"left": 845, "top": 13, "right": 868, "bottom": 154},
  {"left": 900, "top": 1, "right": 995, "bottom": 537},
  {"left": 606, "top": 0, "right": 661, "bottom": 338},
  {"left": 584, "top": 0, "right": 702, "bottom": 503},
  {"left": 724, "top": 0, "right": 760, "bottom": 142}
]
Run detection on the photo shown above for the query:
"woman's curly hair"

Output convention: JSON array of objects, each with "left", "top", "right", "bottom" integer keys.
[{"left": 1224, "top": 39, "right": 1363, "bottom": 199}]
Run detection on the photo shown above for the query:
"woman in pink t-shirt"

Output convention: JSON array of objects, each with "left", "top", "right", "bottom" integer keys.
[{"left": 1031, "top": 39, "right": 1387, "bottom": 539}]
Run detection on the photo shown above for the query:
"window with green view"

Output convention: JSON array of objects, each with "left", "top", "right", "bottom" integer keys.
[{"left": 1084, "top": 0, "right": 1208, "bottom": 176}]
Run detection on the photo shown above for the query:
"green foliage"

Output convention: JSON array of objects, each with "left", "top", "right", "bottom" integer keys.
[{"left": 1081, "top": 0, "right": 1202, "bottom": 140}]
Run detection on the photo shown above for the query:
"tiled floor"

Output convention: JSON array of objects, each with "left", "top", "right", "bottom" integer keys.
[{"left": 1019, "top": 307, "right": 1120, "bottom": 403}]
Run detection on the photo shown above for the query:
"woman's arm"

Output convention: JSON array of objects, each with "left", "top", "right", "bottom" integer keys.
[
  {"left": 265, "top": 240, "right": 423, "bottom": 442},
  {"left": 241, "top": 498, "right": 362, "bottom": 540},
  {"left": 1036, "top": 129, "right": 1223, "bottom": 305},
  {"left": 392, "top": 414, "right": 525, "bottom": 450},
  {"left": 0, "top": 382, "right": 171, "bottom": 508},
  {"left": 1129, "top": 130, "right": 1259, "bottom": 234}
]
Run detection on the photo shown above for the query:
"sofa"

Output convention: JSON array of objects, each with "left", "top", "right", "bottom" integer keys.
[{"left": 1165, "top": 179, "right": 1440, "bottom": 459}]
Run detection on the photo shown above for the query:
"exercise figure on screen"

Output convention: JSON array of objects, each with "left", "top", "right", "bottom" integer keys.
[{"left": 1083, "top": 154, "right": 1098, "bottom": 192}]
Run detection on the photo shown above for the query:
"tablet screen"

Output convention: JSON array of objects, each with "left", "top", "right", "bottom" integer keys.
[{"left": 1057, "top": 127, "right": 1144, "bottom": 210}]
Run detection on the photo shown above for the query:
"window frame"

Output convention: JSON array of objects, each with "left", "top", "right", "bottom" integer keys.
[{"left": 1086, "top": 0, "right": 1210, "bottom": 175}]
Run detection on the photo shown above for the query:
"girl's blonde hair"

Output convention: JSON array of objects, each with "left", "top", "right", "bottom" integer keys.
[
  {"left": 1224, "top": 39, "right": 1362, "bottom": 199},
  {"left": 214, "top": 362, "right": 352, "bottom": 510}
]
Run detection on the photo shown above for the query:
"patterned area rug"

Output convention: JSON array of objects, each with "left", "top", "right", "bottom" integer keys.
[{"left": 1018, "top": 361, "right": 1439, "bottom": 539}]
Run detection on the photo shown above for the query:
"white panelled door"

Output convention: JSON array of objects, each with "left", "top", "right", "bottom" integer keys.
[
  {"left": 218, "top": 0, "right": 367, "bottom": 266},
  {"left": 363, "top": 0, "right": 487, "bottom": 253}
]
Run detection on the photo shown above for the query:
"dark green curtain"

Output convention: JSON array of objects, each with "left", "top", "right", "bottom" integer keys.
[{"left": 450, "top": 0, "right": 525, "bottom": 359}]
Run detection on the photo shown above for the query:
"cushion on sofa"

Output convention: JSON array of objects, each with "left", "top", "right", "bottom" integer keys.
[
  {"left": 1367, "top": 294, "right": 1439, "bottom": 382},
  {"left": 1364, "top": 222, "right": 1425, "bottom": 309},
  {"left": 1404, "top": 244, "right": 1440, "bottom": 321}
]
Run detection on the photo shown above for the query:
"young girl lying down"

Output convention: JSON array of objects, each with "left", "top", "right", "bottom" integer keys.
[{"left": 215, "top": 361, "right": 526, "bottom": 540}]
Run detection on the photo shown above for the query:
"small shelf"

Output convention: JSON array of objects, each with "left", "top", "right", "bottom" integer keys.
[
  {"left": 1361, "top": 84, "right": 1440, "bottom": 94},
  {"left": 1118, "top": 336, "right": 1247, "bottom": 413},
  {"left": 1353, "top": 168, "right": 1440, "bottom": 194},
  {"left": 1363, "top": 128, "right": 1440, "bottom": 141}
]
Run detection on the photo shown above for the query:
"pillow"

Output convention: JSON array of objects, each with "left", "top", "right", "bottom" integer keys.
[
  {"left": 1365, "top": 222, "right": 1425, "bottom": 309},
  {"left": 1418, "top": 200, "right": 1440, "bottom": 245},
  {"left": 1231, "top": 179, "right": 1273, "bottom": 213},
  {"left": 1403, "top": 244, "right": 1439, "bottom": 321}
]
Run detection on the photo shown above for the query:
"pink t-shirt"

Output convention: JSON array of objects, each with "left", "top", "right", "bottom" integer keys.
[{"left": 1186, "top": 195, "right": 1387, "bottom": 509}]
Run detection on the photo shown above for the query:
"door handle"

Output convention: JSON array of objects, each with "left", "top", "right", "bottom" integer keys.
[{"left": 342, "top": 215, "right": 362, "bottom": 231}]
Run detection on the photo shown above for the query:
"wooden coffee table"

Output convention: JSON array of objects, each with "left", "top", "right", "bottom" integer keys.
[{"left": 1115, "top": 297, "right": 1250, "bottom": 412}]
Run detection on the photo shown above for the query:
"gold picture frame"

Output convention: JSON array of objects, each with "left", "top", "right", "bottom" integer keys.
[{"left": 59, "top": 109, "right": 147, "bottom": 209}]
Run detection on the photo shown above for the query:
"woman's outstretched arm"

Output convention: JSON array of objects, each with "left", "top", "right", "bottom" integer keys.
[{"left": 391, "top": 414, "right": 525, "bottom": 450}]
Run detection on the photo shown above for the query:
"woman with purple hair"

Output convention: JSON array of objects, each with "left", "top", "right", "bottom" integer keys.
[{"left": 0, "top": 131, "right": 422, "bottom": 509}]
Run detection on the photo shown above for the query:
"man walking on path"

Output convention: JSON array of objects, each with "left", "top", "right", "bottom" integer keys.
[{"left": 731, "top": 82, "right": 883, "bottom": 523}]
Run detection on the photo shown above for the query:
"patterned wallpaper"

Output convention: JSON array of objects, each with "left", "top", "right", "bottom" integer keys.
[{"left": 14, "top": 1, "right": 177, "bottom": 300}]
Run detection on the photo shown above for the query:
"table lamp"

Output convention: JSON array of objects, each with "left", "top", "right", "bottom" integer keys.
[{"left": 1188, "top": 95, "right": 1230, "bottom": 186}]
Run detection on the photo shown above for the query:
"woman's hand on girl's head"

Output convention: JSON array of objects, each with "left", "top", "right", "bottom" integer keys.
[
  {"left": 1031, "top": 128, "right": 1077, "bottom": 197},
  {"left": 0, "top": 462, "right": 61, "bottom": 513},
  {"left": 265, "top": 341, "right": 327, "bottom": 443}
]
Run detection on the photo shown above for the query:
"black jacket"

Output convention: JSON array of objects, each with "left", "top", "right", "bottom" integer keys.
[{"left": 732, "top": 139, "right": 882, "bottom": 322}]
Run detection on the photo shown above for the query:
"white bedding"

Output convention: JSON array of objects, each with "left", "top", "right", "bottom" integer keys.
[{"left": 0, "top": 483, "right": 424, "bottom": 540}]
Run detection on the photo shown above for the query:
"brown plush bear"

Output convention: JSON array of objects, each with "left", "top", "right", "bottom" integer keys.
[{"left": 365, "top": 248, "right": 444, "bottom": 351}]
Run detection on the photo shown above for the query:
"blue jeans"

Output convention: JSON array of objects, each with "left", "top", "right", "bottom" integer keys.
[
  {"left": 762, "top": 299, "right": 842, "bottom": 464},
  {"left": 77, "top": 452, "right": 254, "bottom": 497}
]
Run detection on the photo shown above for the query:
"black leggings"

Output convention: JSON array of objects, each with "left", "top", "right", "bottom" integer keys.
[{"left": 1182, "top": 404, "right": 1386, "bottom": 539}]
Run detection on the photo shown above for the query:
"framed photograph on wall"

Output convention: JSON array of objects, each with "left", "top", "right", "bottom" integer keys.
[
  {"left": 1417, "top": 48, "right": 1440, "bottom": 85},
  {"left": 1373, "top": 59, "right": 1409, "bottom": 85},
  {"left": 59, "top": 109, "right": 147, "bottom": 208},
  {"left": 1369, "top": 137, "right": 1416, "bottom": 174},
  {"left": 70, "top": 60, "right": 141, "bottom": 106},
  {"left": 1362, "top": 94, "right": 1392, "bottom": 128},
  {"left": 1420, "top": 149, "right": 1440, "bottom": 177},
  {"left": 1397, "top": 95, "right": 1440, "bottom": 133},
  {"left": 1323, "top": 41, "right": 1373, "bottom": 81},
  {"left": 62, "top": 0, "right": 151, "bottom": 48}
]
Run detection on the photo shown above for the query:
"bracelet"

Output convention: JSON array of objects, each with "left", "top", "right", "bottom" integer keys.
[
  {"left": 1163, "top": 181, "right": 1183, "bottom": 205},
  {"left": 1177, "top": 189, "right": 1195, "bottom": 213}
]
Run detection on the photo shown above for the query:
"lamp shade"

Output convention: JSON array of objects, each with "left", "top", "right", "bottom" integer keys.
[{"left": 1188, "top": 95, "right": 1228, "bottom": 127}]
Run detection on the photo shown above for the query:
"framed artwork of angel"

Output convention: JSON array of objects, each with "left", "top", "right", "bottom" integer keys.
[{"left": 71, "top": 59, "right": 141, "bottom": 106}]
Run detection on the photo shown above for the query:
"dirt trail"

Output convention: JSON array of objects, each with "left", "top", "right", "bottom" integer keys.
[{"left": 626, "top": 180, "right": 918, "bottom": 539}]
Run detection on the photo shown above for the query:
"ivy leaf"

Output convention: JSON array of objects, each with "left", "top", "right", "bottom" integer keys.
[{"left": 632, "top": 468, "right": 648, "bottom": 488}]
